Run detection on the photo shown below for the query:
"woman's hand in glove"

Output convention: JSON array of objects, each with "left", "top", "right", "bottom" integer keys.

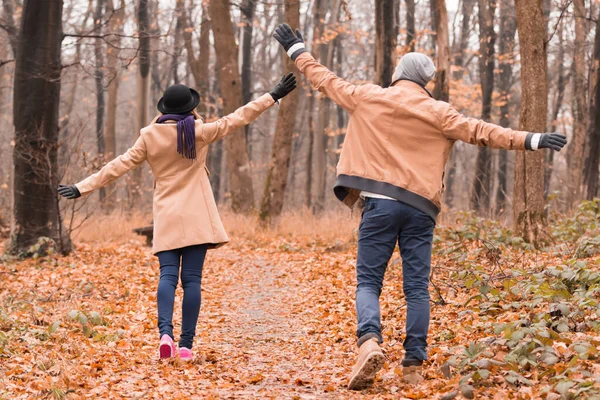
[{"left": 269, "top": 73, "right": 297, "bottom": 102}]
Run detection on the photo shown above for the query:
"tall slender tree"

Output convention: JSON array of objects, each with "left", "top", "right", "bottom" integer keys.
[
  {"left": 495, "top": 0, "right": 517, "bottom": 215},
  {"left": 432, "top": 0, "right": 450, "bottom": 102},
  {"left": 240, "top": 0, "right": 255, "bottom": 154},
  {"left": 545, "top": 22, "right": 567, "bottom": 198},
  {"left": 453, "top": 0, "right": 475, "bottom": 80},
  {"left": 94, "top": 0, "right": 106, "bottom": 204},
  {"left": 209, "top": 0, "right": 255, "bottom": 212},
  {"left": 130, "top": 0, "right": 151, "bottom": 207},
  {"left": 103, "top": 0, "right": 126, "bottom": 210},
  {"left": 259, "top": 0, "right": 300, "bottom": 223},
  {"left": 513, "top": 0, "right": 549, "bottom": 247},
  {"left": 11, "top": 0, "right": 70, "bottom": 255},
  {"left": 585, "top": 13, "right": 600, "bottom": 200},
  {"left": 568, "top": 0, "right": 588, "bottom": 205},
  {"left": 375, "top": 0, "right": 397, "bottom": 87},
  {"left": 312, "top": 0, "right": 339, "bottom": 212},
  {"left": 471, "top": 0, "right": 497, "bottom": 214},
  {"left": 406, "top": 0, "right": 416, "bottom": 51},
  {"left": 305, "top": 0, "right": 326, "bottom": 209}
]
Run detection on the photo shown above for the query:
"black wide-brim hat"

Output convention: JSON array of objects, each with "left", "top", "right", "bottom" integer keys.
[{"left": 157, "top": 84, "right": 201, "bottom": 114}]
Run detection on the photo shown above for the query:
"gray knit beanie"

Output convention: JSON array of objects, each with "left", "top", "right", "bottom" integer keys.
[{"left": 392, "top": 52, "right": 436, "bottom": 87}]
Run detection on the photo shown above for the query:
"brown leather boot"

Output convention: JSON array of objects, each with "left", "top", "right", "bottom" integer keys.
[
  {"left": 347, "top": 338, "right": 385, "bottom": 390},
  {"left": 402, "top": 365, "right": 424, "bottom": 385}
]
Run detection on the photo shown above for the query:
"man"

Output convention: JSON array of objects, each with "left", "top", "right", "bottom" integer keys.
[{"left": 273, "top": 24, "right": 567, "bottom": 389}]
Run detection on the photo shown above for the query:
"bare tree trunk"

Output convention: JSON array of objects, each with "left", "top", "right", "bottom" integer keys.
[
  {"left": 375, "top": 0, "right": 397, "bottom": 87},
  {"left": 453, "top": 0, "right": 474, "bottom": 80},
  {"left": 513, "top": 0, "right": 550, "bottom": 248},
  {"left": 181, "top": 1, "right": 210, "bottom": 114},
  {"left": 311, "top": 0, "right": 328, "bottom": 212},
  {"left": 545, "top": 22, "right": 567, "bottom": 198},
  {"left": 495, "top": 0, "right": 517, "bottom": 215},
  {"left": 1, "top": 0, "right": 18, "bottom": 55},
  {"left": 585, "top": 14, "right": 600, "bottom": 200},
  {"left": 130, "top": 0, "right": 151, "bottom": 208},
  {"left": 259, "top": 0, "right": 300, "bottom": 223},
  {"left": 94, "top": 0, "right": 106, "bottom": 204},
  {"left": 11, "top": 0, "right": 70, "bottom": 255},
  {"left": 209, "top": 0, "right": 255, "bottom": 212},
  {"left": 471, "top": 0, "right": 497, "bottom": 215},
  {"left": 304, "top": 0, "right": 325, "bottom": 209},
  {"left": 171, "top": 1, "right": 183, "bottom": 85},
  {"left": 405, "top": 0, "right": 415, "bottom": 51},
  {"left": 102, "top": 0, "right": 125, "bottom": 211},
  {"left": 240, "top": 0, "right": 255, "bottom": 154},
  {"left": 568, "top": 0, "right": 588, "bottom": 205},
  {"left": 432, "top": 0, "right": 450, "bottom": 101}
]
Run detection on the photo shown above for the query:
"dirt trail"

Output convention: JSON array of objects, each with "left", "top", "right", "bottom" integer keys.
[{"left": 1, "top": 241, "right": 416, "bottom": 399}]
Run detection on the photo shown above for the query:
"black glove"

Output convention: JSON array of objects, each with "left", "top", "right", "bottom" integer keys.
[
  {"left": 525, "top": 132, "right": 567, "bottom": 151},
  {"left": 58, "top": 184, "right": 81, "bottom": 199},
  {"left": 273, "top": 23, "right": 308, "bottom": 61},
  {"left": 269, "top": 73, "right": 297, "bottom": 102},
  {"left": 539, "top": 133, "right": 567, "bottom": 151}
]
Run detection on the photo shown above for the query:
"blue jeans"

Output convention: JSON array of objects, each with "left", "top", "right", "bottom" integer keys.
[
  {"left": 157, "top": 244, "right": 207, "bottom": 349},
  {"left": 356, "top": 198, "right": 435, "bottom": 363}
]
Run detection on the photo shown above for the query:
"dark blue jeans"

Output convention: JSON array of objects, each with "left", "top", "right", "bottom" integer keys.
[
  {"left": 157, "top": 244, "right": 207, "bottom": 349},
  {"left": 356, "top": 198, "right": 435, "bottom": 363}
]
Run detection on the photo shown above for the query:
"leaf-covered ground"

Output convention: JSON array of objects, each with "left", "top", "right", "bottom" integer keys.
[{"left": 1, "top": 203, "right": 600, "bottom": 399}]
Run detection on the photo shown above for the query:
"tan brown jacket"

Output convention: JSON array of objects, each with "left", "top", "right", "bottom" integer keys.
[
  {"left": 76, "top": 93, "right": 275, "bottom": 254},
  {"left": 295, "top": 53, "right": 529, "bottom": 221}
]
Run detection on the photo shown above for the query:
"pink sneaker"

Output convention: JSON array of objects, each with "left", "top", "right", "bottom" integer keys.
[
  {"left": 159, "top": 334, "right": 176, "bottom": 359},
  {"left": 179, "top": 347, "right": 193, "bottom": 361}
]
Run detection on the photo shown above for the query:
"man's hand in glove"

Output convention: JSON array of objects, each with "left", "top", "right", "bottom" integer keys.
[
  {"left": 526, "top": 132, "right": 568, "bottom": 152},
  {"left": 269, "top": 73, "right": 297, "bottom": 102},
  {"left": 273, "top": 23, "right": 308, "bottom": 61},
  {"left": 57, "top": 184, "right": 81, "bottom": 199}
]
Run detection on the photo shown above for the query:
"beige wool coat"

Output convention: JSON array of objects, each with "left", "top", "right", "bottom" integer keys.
[{"left": 75, "top": 93, "right": 275, "bottom": 254}]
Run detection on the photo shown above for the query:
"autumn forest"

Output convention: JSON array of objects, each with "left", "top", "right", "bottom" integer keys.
[{"left": 1, "top": 0, "right": 600, "bottom": 398}]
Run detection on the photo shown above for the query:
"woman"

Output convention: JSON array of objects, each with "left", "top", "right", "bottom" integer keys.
[{"left": 58, "top": 73, "right": 297, "bottom": 361}]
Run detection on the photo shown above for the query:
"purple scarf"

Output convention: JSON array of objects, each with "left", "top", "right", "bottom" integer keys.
[{"left": 156, "top": 113, "right": 196, "bottom": 160}]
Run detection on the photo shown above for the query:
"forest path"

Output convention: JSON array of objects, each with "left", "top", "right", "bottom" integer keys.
[{"left": 0, "top": 239, "right": 425, "bottom": 399}]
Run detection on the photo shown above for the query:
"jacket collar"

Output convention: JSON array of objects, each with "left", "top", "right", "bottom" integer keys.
[{"left": 390, "top": 79, "right": 434, "bottom": 98}]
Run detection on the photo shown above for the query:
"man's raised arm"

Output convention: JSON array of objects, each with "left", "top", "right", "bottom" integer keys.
[{"left": 273, "top": 23, "right": 379, "bottom": 113}]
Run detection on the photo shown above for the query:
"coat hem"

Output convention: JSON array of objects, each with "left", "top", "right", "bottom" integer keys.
[{"left": 333, "top": 174, "right": 440, "bottom": 222}]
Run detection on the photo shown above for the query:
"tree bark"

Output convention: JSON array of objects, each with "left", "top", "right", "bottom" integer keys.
[
  {"left": 305, "top": 0, "right": 326, "bottom": 209},
  {"left": 432, "top": 0, "right": 450, "bottom": 102},
  {"left": 545, "top": 22, "right": 567, "bottom": 198},
  {"left": 102, "top": 0, "right": 125, "bottom": 211},
  {"left": 311, "top": 0, "right": 336, "bottom": 212},
  {"left": 209, "top": 0, "right": 255, "bottom": 212},
  {"left": 513, "top": 0, "right": 550, "bottom": 248},
  {"left": 471, "top": 0, "right": 496, "bottom": 215},
  {"left": 181, "top": 2, "right": 210, "bottom": 114},
  {"left": 94, "top": 0, "right": 106, "bottom": 204},
  {"left": 585, "top": 14, "right": 600, "bottom": 200},
  {"left": 453, "top": 0, "right": 474, "bottom": 80},
  {"left": 11, "top": 0, "right": 70, "bottom": 255},
  {"left": 495, "top": 0, "right": 517, "bottom": 215},
  {"left": 130, "top": 0, "right": 151, "bottom": 208},
  {"left": 1, "top": 0, "right": 18, "bottom": 55},
  {"left": 568, "top": 0, "right": 588, "bottom": 205},
  {"left": 259, "top": 0, "right": 300, "bottom": 223},
  {"left": 405, "top": 0, "right": 415, "bottom": 51},
  {"left": 240, "top": 0, "right": 255, "bottom": 155},
  {"left": 375, "top": 0, "right": 397, "bottom": 87}
]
